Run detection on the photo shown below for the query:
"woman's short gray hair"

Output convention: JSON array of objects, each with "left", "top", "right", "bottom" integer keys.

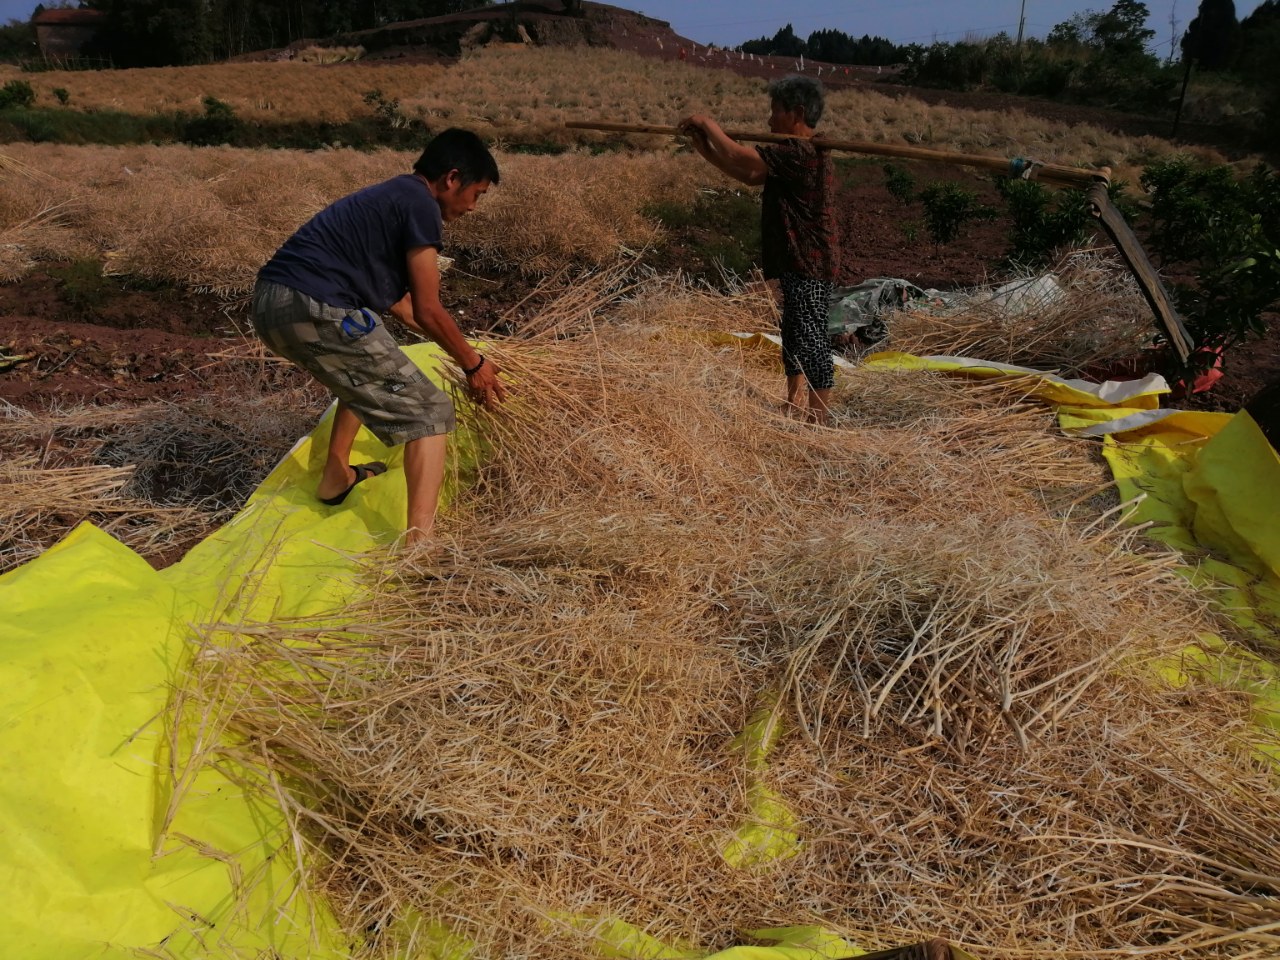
[{"left": 767, "top": 75, "right": 825, "bottom": 127}]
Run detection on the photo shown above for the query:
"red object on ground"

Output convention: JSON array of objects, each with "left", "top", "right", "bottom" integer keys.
[{"left": 1188, "top": 346, "right": 1225, "bottom": 394}]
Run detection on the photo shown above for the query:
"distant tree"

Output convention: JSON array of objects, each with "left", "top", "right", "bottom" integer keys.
[
  {"left": 0, "top": 18, "right": 37, "bottom": 62},
  {"left": 741, "top": 23, "right": 805, "bottom": 58},
  {"left": 1234, "top": 0, "right": 1278, "bottom": 77},
  {"left": 1181, "top": 0, "right": 1240, "bottom": 69},
  {"left": 86, "top": 0, "right": 216, "bottom": 67},
  {"left": 1091, "top": 0, "right": 1156, "bottom": 56},
  {"left": 1046, "top": 17, "right": 1087, "bottom": 47},
  {"left": 743, "top": 24, "right": 903, "bottom": 64},
  {"left": 84, "top": 0, "right": 492, "bottom": 65},
  {"left": 805, "top": 28, "right": 902, "bottom": 65},
  {"left": 1047, "top": 0, "right": 1155, "bottom": 56},
  {"left": 1236, "top": 0, "right": 1280, "bottom": 145}
]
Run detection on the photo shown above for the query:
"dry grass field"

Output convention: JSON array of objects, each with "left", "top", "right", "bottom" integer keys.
[
  {"left": 0, "top": 61, "right": 445, "bottom": 123},
  {"left": 3, "top": 45, "right": 1227, "bottom": 181},
  {"left": 0, "top": 143, "right": 718, "bottom": 292},
  {"left": 407, "top": 46, "right": 1206, "bottom": 179}
]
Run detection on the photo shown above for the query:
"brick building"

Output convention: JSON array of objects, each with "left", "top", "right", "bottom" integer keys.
[{"left": 33, "top": 8, "right": 106, "bottom": 58}]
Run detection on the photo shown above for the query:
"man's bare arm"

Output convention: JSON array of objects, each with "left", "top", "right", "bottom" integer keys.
[
  {"left": 679, "top": 115, "right": 767, "bottom": 186},
  {"left": 405, "top": 245, "right": 506, "bottom": 405},
  {"left": 387, "top": 292, "right": 417, "bottom": 330}
]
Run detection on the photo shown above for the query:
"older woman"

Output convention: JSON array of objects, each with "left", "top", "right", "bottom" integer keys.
[{"left": 681, "top": 76, "right": 841, "bottom": 423}]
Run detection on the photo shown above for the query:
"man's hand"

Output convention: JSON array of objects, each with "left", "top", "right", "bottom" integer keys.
[
  {"left": 403, "top": 246, "right": 510, "bottom": 409},
  {"left": 676, "top": 113, "right": 766, "bottom": 186},
  {"left": 678, "top": 114, "right": 712, "bottom": 136},
  {"left": 465, "top": 356, "right": 507, "bottom": 410}
]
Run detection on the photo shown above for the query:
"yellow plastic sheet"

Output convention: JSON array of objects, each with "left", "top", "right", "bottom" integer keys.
[
  {"left": 861, "top": 352, "right": 1170, "bottom": 408},
  {"left": 0, "top": 522, "right": 345, "bottom": 958},
  {"left": 721, "top": 700, "right": 800, "bottom": 869},
  {"left": 1, "top": 343, "right": 467, "bottom": 958},
  {"left": 1092, "top": 410, "right": 1280, "bottom": 646}
]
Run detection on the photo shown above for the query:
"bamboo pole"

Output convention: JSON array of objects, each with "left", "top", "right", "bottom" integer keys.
[{"left": 564, "top": 121, "right": 1109, "bottom": 188}]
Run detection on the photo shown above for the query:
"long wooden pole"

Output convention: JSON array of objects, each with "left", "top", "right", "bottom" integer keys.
[
  {"left": 564, "top": 119, "right": 1194, "bottom": 360},
  {"left": 564, "top": 121, "right": 1109, "bottom": 189}
]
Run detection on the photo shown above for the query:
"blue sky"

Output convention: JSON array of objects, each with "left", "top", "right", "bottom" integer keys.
[
  {"left": 1, "top": 1, "right": 1266, "bottom": 54},
  {"left": 641, "top": 1, "right": 1266, "bottom": 53}
]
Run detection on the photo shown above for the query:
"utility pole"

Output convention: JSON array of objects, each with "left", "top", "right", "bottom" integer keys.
[
  {"left": 1173, "top": 30, "right": 1192, "bottom": 137},
  {"left": 1015, "top": 0, "right": 1028, "bottom": 92}
]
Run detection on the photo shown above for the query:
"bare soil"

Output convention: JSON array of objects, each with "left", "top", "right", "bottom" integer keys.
[{"left": 0, "top": 260, "right": 538, "bottom": 409}]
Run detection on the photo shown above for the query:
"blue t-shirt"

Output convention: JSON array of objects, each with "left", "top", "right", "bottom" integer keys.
[{"left": 258, "top": 174, "right": 443, "bottom": 312}]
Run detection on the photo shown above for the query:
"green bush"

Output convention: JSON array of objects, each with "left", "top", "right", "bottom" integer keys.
[
  {"left": 49, "top": 258, "right": 114, "bottom": 318},
  {"left": 918, "top": 181, "right": 996, "bottom": 253},
  {"left": 1139, "top": 156, "right": 1280, "bottom": 369},
  {"left": 363, "top": 88, "right": 422, "bottom": 133},
  {"left": 181, "top": 95, "right": 243, "bottom": 146},
  {"left": 0, "top": 78, "right": 35, "bottom": 109},
  {"left": 52, "top": 87, "right": 70, "bottom": 106},
  {"left": 0, "top": 104, "right": 434, "bottom": 150},
  {"left": 995, "top": 177, "right": 1139, "bottom": 270},
  {"left": 0, "top": 107, "right": 181, "bottom": 144},
  {"left": 996, "top": 178, "right": 1097, "bottom": 269},
  {"left": 883, "top": 163, "right": 916, "bottom": 205}
]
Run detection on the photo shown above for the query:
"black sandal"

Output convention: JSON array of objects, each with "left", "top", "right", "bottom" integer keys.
[{"left": 318, "top": 461, "right": 387, "bottom": 506}]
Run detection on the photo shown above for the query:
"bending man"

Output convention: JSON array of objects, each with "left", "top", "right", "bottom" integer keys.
[{"left": 252, "top": 127, "right": 505, "bottom": 545}]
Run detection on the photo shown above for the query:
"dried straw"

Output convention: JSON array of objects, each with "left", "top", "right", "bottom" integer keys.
[
  {"left": 0, "top": 454, "right": 211, "bottom": 571},
  {"left": 0, "top": 352, "right": 326, "bottom": 570},
  {"left": 887, "top": 250, "right": 1157, "bottom": 375},
  {"left": 184, "top": 275, "right": 1279, "bottom": 959}
]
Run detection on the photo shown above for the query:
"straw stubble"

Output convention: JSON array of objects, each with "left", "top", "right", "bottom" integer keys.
[{"left": 196, "top": 276, "right": 1279, "bottom": 959}]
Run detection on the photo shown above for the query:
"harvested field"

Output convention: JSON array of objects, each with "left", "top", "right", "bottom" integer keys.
[
  {"left": 184, "top": 276, "right": 1280, "bottom": 960},
  {"left": 403, "top": 45, "right": 1199, "bottom": 181},
  {"left": 0, "top": 144, "right": 715, "bottom": 293},
  {"left": 0, "top": 61, "right": 445, "bottom": 124},
  {"left": 2, "top": 43, "right": 1221, "bottom": 182}
]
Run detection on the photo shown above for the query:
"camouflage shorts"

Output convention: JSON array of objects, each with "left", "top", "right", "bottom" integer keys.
[{"left": 251, "top": 279, "right": 455, "bottom": 446}]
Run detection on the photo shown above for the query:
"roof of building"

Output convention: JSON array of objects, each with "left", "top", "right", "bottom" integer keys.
[{"left": 33, "top": 9, "right": 107, "bottom": 26}]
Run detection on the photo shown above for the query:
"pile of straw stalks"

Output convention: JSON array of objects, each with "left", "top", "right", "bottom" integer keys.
[
  {"left": 0, "top": 403, "right": 210, "bottom": 570},
  {"left": 887, "top": 251, "right": 1157, "bottom": 376},
  {"left": 189, "top": 276, "right": 1280, "bottom": 959},
  {"left": 0, "top": 356, "right": 325, "bottom": 571}
]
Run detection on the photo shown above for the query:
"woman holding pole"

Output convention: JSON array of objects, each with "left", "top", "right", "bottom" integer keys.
[{"left": 680, "top": 76, "right": 841, "bottom": 424}]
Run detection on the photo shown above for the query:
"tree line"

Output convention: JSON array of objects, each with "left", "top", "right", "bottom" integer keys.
[
  {"left": 740, "top": 24, "right": 904, "bottom": 66},
  {"left": 894, "top": 0, "right": 1279, "bottom": 145},
  {"left": 2, "top": 0, "right": 498, "bottom": 66}
]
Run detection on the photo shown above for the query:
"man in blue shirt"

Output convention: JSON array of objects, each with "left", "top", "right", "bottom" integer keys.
[{"left": 253, "top": 128, "right": 505, "bottom": 547}]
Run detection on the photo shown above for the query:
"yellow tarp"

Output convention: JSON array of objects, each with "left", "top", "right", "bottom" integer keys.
[{"left": 0, "top": 345, "right": 463, "bottom": 958}]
